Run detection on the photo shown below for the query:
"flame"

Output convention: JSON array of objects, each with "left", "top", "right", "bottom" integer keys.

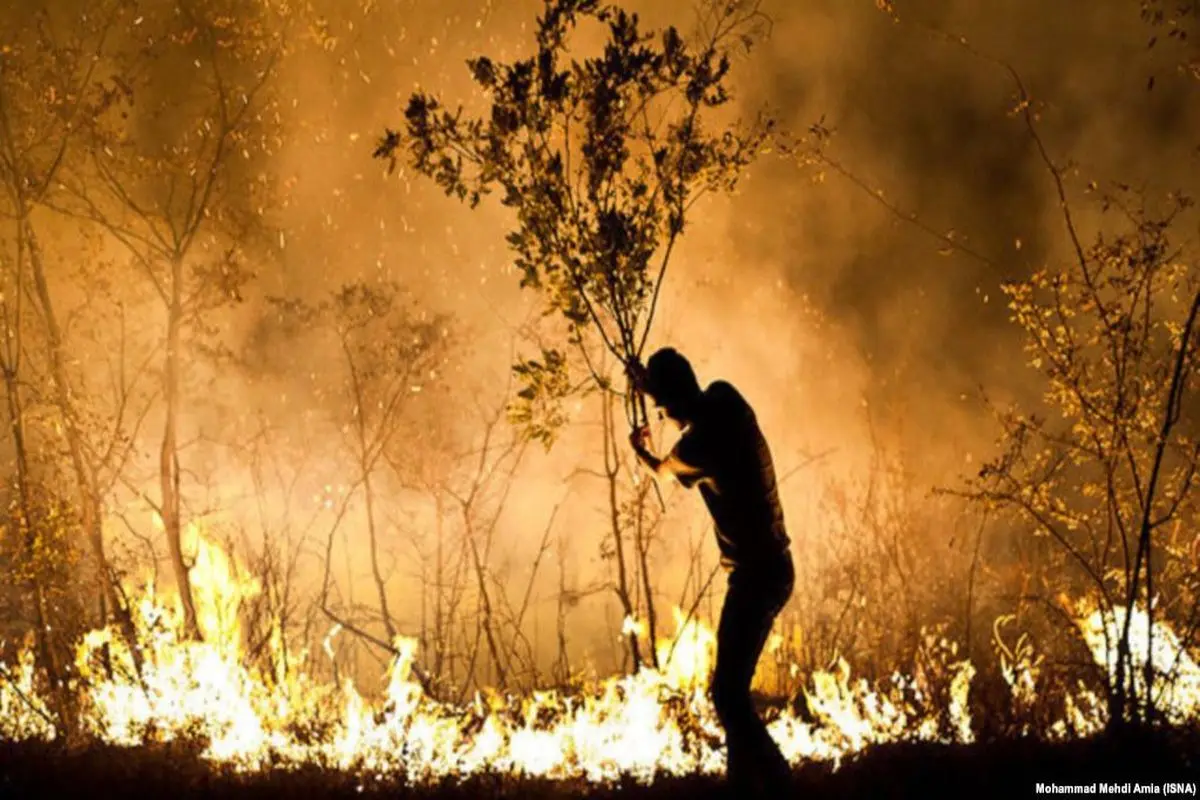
[
  {"left": 0, "top": 644, "right": 56, "bottom": 741},
  {"left": 1, "top": 522, "right": 1197, "bottom": 784},
  {"left": 189, "top": 525, "right": 261, "bottom": 654},
  {"left": 620, "top": 615, "right": 645, "bottom": 639},
  {"left": 1072, "top": 600, "right": 1200, "bottom": 726},
  {"left": 654, "top": 607, "right": 716, "bottom": 692}
]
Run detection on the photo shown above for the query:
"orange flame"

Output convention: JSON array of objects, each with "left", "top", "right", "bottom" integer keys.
[{"left": 2, "top": 523, "right": 1197, "bottom": 784}]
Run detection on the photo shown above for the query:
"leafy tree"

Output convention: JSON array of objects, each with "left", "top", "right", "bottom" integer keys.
[
  {"left": 865, "top": 1, "right": 1200, "bottom": 728},
  {"left": 968, "top": 187, "right": 1200, "bottom": 727},
  {"left": 376, "top": 0, "right": 774, "bottom": 442}
]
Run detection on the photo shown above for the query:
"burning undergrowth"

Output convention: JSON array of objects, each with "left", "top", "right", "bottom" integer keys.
[{"left": 0, "top": 523, "right": 1198, "bottom": 790}]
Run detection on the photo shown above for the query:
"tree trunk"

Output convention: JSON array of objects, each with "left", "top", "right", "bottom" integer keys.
[
  {"left": 1114, "top": 288, "right": 1200, "bottom": 728},
  {"left": 162, "top": 255, "right": 200, "bottom": 640},
  {"left": 362, "top": 469, "right": 397, "bottom": 642},
  {"left": 1, "top": 350, "right": 69, "bottom": 729},
  {"left": 22, "top": 218, "right": 142, "bottom": 669},
  {"left": 434, "top": 491, "right": 446, "bottom": 677},
  {"left": 463, "top": 506, "right": 507, "bottom": 688},
  {"left": 554, "top": 536, "right": 571, "bottom": 686},
  {"left": 634, "top": 482, "right": 660, "bottom": 670},
  {"left": 603, "top": 394, "right": 641, "bottom": 671},
  {"left": 3, "top": 215, "right": 76, "bottom": 730}
]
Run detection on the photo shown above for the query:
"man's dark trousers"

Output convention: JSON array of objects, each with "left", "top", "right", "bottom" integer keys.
[{"left": 712, "top": 551, "right": 794, "bottom": 792}]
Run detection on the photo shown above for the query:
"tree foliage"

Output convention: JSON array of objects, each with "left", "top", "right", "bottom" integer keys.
[
  {"left": 968, "top": 188, "right": 1200, "bottom": 725},
  {"left": 377, "top": 0, "right": 774, "bottom": 444}
]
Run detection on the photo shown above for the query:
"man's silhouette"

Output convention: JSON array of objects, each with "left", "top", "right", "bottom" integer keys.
[{"left": 628, "top": 347, "right": 793, "bottom": 795}]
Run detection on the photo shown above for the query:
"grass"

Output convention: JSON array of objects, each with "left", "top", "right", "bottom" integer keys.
[{"left": 2, "top": 727, "right": 1198, "bottom": 800}]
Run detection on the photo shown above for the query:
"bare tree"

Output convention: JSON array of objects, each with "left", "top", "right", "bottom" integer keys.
[
  {"left": 319, "top": 282, "right": 449, "bottom": 645},
  {"left": 257, "top": 280, "right": 450, "bottom": 691},
  {"left": 443, "top": 395, "right": 529, "bottom": 691},
  {"left": 0, "top": 0, "right": 152, "bottom": 674},
  {"left": 52, "top": 0, "right": 284, "bottom": 639}
]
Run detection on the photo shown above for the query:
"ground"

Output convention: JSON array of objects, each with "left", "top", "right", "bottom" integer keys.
[{"left": 1, "top": 728, "right": 1198, "bottom": 799}]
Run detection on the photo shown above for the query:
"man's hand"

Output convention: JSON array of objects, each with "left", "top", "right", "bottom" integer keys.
[
  {"left": 629, "top": 424, "right": 651, "bottom": 456},
  {"left": 629, "top": 424, "right": 664, "bottom": 473}
]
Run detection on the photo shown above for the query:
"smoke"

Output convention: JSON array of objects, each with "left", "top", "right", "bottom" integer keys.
[
  {"left": 6, "top": 0, "right": 1198, "bottom": 682},
  {"left": 152, "top": 0, "right": 1200, "bottom": 673},
  {"left": 710, "top": 0, "right": 1200, "bottom": 479},
  {"left": 252, "top": 0, "right": 1199, "bottom": 487}
]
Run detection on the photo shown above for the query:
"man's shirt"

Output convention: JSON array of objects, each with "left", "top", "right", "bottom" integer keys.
[{"left": 668, "top": 381, "right": 790, "bottom": 568}]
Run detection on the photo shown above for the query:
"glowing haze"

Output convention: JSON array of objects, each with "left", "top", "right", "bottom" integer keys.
[{"left": 1, "top": 0, "right": 1198, "bottom": 756}]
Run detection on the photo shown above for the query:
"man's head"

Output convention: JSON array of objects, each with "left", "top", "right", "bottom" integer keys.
[{"left": 642, "top": 347, "right": 702, "bottom": 426}]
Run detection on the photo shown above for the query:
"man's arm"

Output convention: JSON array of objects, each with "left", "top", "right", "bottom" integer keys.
[{"left": 630, "top": 427, "right": 706, "bottom": 487}]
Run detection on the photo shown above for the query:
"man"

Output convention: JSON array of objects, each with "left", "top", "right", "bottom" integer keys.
[{"left": 627, "top": 347, "right": 794, "bottom": 795}]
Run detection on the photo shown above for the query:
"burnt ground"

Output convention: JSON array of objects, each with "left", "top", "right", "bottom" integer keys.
[{"left": 1, "top": 727, "right": 1198, "bottom": 800}]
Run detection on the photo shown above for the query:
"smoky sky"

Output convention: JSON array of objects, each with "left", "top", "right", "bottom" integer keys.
[
  {"left": 667, "top": 0, "right": 1196, "bottom": 472},
  {"left": 751, "top": 1, "right": 1196, "bottom": 362},
  {"left": 5, "top": 0, "right": 1199, "bottom": 679},
  {"left": 9, "top": 0, "right": 1189, "bottom": 526},
  {"left": 238, "top": 0, "right": 1200, "bottom": 490}
]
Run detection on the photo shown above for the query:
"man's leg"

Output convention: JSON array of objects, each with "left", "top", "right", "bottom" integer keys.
[
  {"left": 711, "top": 561, "right": 793, "bottom": 792},
  {"left": 756, "top": 558, "right": 794, "bottom": 789},
  {"left": 712, "top": 573, "right": 763, "bottom": 791}
]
